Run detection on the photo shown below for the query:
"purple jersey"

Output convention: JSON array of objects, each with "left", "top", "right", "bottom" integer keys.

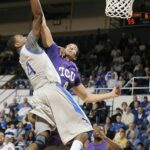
[
  {"left": 87, "top": 140, "right": 107, "bottom": 150},
  {"left": 46, "top": 43, "right": 81, "bottom": 90}
]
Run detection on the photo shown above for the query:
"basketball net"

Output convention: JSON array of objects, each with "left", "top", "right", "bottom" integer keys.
[{"left": 105, "top": 0, "right": 135, "bottom": 19}]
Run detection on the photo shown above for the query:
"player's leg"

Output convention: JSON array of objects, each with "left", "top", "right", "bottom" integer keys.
[
  {"left": 48, "top": 84, "right": 93, "bottom": 149},
  {"left": 27, "top": 130, "right": 50, "bottom": 150},
  {"left": 27, "top": 113, "right": 51, "bottom": 150},
  {"left": 70, "top": 132, "right": 89, "bottom": 150}
]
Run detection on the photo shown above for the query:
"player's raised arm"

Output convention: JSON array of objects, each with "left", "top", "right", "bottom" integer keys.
[
  {"left": 41, "top": 16, "right": 54, "bottom": 48},
  {"left": 73, "top": 84, "right": 120, "bottom": 103},
  {"left": 30, "top": 0, "right": 43, "bottom": 39}
]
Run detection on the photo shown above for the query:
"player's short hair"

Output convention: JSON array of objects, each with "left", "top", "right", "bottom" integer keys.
[{"left": 7, "top": 36, "right": 16, "bottom": 51}]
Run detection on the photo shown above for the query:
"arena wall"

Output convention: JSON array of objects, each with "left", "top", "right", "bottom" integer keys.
[
  {"left": 0, "top": 16, "right": 109, "bottom": 36},
  {"left": 0, "top": 89, "right": 149, "bottom": 114}
]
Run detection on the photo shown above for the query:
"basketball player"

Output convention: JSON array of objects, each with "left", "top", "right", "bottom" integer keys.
[
  {"left": 41, "top": 16, "right": 120, "bottom": 103},
  {"left": 7, "top": 0, "right": 93, "bottom": 150}
]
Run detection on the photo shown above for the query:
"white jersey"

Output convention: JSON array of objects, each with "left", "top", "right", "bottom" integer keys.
[{"left": 19, "top": 32, "right": 61, "bottom": 89}]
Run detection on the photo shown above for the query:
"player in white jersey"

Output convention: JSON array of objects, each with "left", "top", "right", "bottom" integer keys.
[{"left": 7, "top": 0, "right": 94, "bottom": 150}]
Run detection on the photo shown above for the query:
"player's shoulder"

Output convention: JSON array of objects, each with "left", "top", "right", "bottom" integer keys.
[{"left": 70, "top": 61, "right": 79, "bottom": 71}]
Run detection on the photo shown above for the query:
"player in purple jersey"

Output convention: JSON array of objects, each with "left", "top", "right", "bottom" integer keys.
[
  {"left": 87, "top": 127, "right": 122, "bottom": 150},
  {"left": 41, "top": 17, "right": 120, "bottom": 103}
]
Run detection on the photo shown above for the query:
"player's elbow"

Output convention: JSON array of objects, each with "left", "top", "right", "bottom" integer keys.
[{"left": 82, "top": 95, "right": 91, "bottom": 103}]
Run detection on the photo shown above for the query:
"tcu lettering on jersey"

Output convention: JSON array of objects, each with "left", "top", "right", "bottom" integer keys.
[{"left": 59, "top": 67, "right": 75, "bottom": 81}]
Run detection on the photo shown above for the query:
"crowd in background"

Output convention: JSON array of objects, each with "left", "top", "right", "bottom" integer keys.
[
  {"left": 0, "top": 31, "right": 150, "bottom": 149},
  {"left": 0, "top": 31, "right": 150, "bottom": 95},
  {"left": 0, "top": 95, "right": 149, "bottom": 149}
]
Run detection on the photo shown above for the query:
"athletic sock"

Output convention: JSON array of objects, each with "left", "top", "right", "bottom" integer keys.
[{"left": 70, "top": 140, "right": 83, "bottom": 150}]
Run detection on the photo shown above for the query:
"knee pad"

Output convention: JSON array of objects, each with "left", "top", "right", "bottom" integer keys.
[{"left": 35, "top": 135, "right": 48, "bottom": 150}]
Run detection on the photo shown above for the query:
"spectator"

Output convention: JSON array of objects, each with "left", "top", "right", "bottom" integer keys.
[
  {"left": 136, "top": 142, "right": 144, "bottom": 150},
  {"left": 106, "top": 73, "right": 118, "bottom": 88},
  {"left": 8, "top": 98, "right": 19, "bottom": 111},
  {"left": 124, "top": 141, "right": 134, "bottom": 150},
  {"left": 2, "top": 102, "right": 10, "bottom": 116},
  {"left": 132, "top": 101, "right": 140, "bottom": 116},
  {"left": 0, "top": 132, "right": 5, "bottom": 149},
  {"left": 105, "top": 67, "right": 118, "bottom": 83},
  {"left": 26, "top": 131, "right": 35, "bottom": 145},
  {"left": 103, "top": 117, "right": 114, "bottom": 139},
  {"left": 130, "top": 51, "right": 141, "bottom": 65},
  {"left": 126, "top": 123, "right": 140, "bottom": 139},
  {"left": 3, "top": 134, "right": 15, "bottom": 150},
  {"left": 87, "top": 126, "right": 122, "bottom": 150},
  {"left": 111, "top": 108, "right": 122, "bottom": 123},
  {"left": 15, "top": 134, "right": 26, "bottom": 150},
  {"left": 121, "top": 102, "right": 128, "bottom": 115},
  {"left": 111, "top": 115, "right": 126, "bottom": 132},
  {"left": 141, "top": 96, "right": 149, "bottom": 108},
  {"left": 5, "top": 124, "right": 17, "bottom": 138},
  {"left": 134, "top": 107, "right": 146, "bottom": 126},
  {"left": 129, "top": 131, "right": 141, "bottom": 149},
  {"left": 18, "top": 98, "right": 32, "bottom": 110},
  {"left": 117, "top": 75, "right": 125, "bottom": 87},
  {"left": 17, "top": 102, "right": 32, "bottom": 121},
  {"left": 16, "top": 122, "right": 25, "bottom": 138},
  {"left": 114, "top": 128, "right": 128, "bottom": 149},
  {"left": 122, "top": 106, "right": 134, "bottom": 126},
  {"left": 129, "top": 95, "right": 140, "bottom": 109},
  {"left": 82, "top": 102, "right": 92, "bottom": 116}
]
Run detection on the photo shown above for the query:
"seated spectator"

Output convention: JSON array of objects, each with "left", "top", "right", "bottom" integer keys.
[
  {"left": 124, "top": 141, "right": 134, "bottom": 150},
  {"left": 5, "top": 116, "right": 12, "bottom": 127},
  {"left": 111, "top": 108, "right": 122, "bottom": 123},
  {"left": 111, "top": 115, "right": 126, "bottom": 132},
  {"left": 121, "top": 102, "right": 128, "bottom": 115},
  {"left": 105, "top": 67, "right": 118, "bottom": 83},
  {"left": 3, "top": 133, "right": 15, "bottom": 150},
  {"left": 143, "top": 134, "right": 150, "bottom": 150},
  {"left": 82, "top": 102, "right": 92, "bottom": 116},
  {"left": 129, "top": 131, "right": 141, "bottom": 149},
  {"left": 15, "top": 134, "right": 27, "bottom": 150},
  {"left": 5, "top": 124, "right": 17, "bottom": 138},
  {"left": 9, "top": 109, "right": 18, "bottom": 125},
  {"left": 132, "top": 101, "right": 140, "bottom": 116},
  {"left": 17, "top": 102, "right": 32, "bottom": 121},
  {"left": 18, "top": 98, "right": 32, "bottom": 110},
  {"left": 129, "top": 95, "right": 140, "bottom": 109},
  {"left": 87, "top": 126, "right": 122, "bottom": 150},
  {"left": 144, "top": 101, "right": 150, "bottom": 117},
  {"left": 141, "top": 96, "right": 149, "bottom": 108},
  {"left": 134, "top": 107, "right": 146, "bottom": 126},
  {"left": 122, "top": 106, "right": 134, "bottom": 126},
  {"left": 0, "top": 132, "right": 5, "bottom": 149},
  {"left": 26, "top": 131, "right": 35, "bottom": 145},
  {"left": 97, "top": 101, "right": 108, "bottom": 124},
  {"left": 2, "top": 102, "right": 10, "bottom": 116},
  {"left": 16, "top": 122, "right": 25, "bottom": 138},
  {"left": 126, "top": 123, "right": 140, "bottom": 139},
  {"left": 0, "top": 117, "right": 7, "bottom": 132},
  {"left": 114, "top": 128, "right": 128, "bottom": 149},
  {"left": 137, "top": 142, "right": 144, "bottom": 150},
  {"left": 8, "top": 98, "right": 19, "bottom": 111},
  {"left": 103, "top": 117, "right": 114, "bottom": 139},
  {"left": 106, "top": 73, "right": 118, "bottom": 88}
]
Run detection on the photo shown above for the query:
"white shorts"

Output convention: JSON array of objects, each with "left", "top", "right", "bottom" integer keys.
[{"left": 30, "top": 83, "right": 93, "bottom": 144}]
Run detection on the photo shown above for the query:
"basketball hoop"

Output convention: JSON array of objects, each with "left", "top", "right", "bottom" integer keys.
[{"left": 105, "top": 0, "right": 135, "bottom": 19}]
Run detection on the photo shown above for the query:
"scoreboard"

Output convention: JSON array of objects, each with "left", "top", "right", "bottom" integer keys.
[{"left": 123, "top": 12, "right": 150, "bottom": 27}]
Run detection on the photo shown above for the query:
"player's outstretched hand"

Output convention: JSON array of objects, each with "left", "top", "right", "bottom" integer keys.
[{"left": 111, "top": 86, "right": 121, "bottom": 97}]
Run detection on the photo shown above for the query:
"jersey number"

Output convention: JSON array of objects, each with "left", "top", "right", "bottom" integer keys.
[{"left": 26, "top": 61, "right": 36, "bottom": 76}]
